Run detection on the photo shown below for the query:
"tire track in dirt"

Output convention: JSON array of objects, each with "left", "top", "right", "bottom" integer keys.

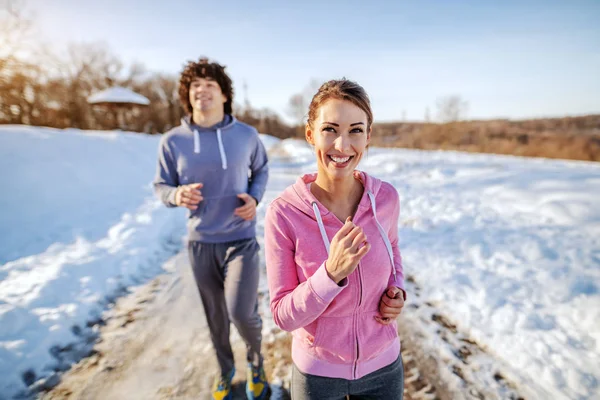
[{"left": 398, "top": 275, "right": 526, "bottom": 400}]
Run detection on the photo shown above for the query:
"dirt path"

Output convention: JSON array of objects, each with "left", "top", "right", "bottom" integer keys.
[
  {"left": 42, "top": 252, "right": 442, "bottom": 400},
  {"left": 42, "top": 252, "right": 263, "bottom": 400},
  {"left": 396, "top": 276, "right": 526, "bottom": 400}
]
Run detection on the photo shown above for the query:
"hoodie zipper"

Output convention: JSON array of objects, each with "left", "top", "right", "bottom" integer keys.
[
  {"left": 354, "top": 261, "right": 363, "bottom": 379},
  {"left": 310, "top": 192, "right": 392, "bottom": 380},
  {"left": 354, "top": 313, "right": 359, "bottom": 379}
]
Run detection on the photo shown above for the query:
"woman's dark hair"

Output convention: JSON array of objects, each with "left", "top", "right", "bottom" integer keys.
[{"left": 178, "top": 57, "right": 234, "bottom": 115}]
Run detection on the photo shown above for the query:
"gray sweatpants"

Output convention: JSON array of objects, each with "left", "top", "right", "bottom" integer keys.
[
  {"left": 291, "top": 355, "right": 404, "bottom": 400},
  {"left": 188, "top": 238, "right": 263, "bottom": 375}
]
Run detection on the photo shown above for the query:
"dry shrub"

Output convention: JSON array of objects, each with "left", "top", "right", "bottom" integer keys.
[{"left": 370, "top": 115, "right": 600, "bottom": 162}]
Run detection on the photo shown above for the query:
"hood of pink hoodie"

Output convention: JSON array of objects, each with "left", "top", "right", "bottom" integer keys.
[
  {"left": 280, "top": 170, "right": 383, "bottom": 220},
  {"left": 274, "top": 169, "right": 399, "bottom": 303},
  {"left": 278, "top": 170, "right": 395, "bottom": 279}
]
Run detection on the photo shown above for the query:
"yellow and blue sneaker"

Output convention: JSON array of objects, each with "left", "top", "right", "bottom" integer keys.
[
  {"left": 212, "top": 368, "right": 235, "bottom": 400},
  {"left": 246, "top": 363, "right": 270, "bottom": 399}
]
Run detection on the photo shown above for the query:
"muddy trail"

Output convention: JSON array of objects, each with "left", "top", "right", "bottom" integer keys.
[{"left": 40, "top": 252, "right": 522, "bottom": 400}]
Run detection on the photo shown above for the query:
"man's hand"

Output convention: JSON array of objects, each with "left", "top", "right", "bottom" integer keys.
[
  {"left": 375, "top": 286, "right": 405, "bottom": 325},
  {"left": 175, "top": 183, "right": 203, "bottom": 210},
  {"left": 234, "top": 193, "right": 257, "bottom": 221}
]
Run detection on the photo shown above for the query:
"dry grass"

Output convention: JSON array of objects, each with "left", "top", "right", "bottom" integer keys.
[{"left": 371, "top": 114, "right": 600, "bottom": 162}]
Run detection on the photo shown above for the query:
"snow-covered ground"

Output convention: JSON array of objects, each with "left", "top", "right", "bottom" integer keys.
[
  {"left": 361, "top": 148, "right": 600, "bottom": 400},
  {"left": 1, "top": 125, "right": 599, "bottom": 399}
]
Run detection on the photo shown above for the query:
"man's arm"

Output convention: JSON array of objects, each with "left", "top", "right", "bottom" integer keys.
[
  {"left": 153, "top": 136, "right": 179, "bottom": 207},
  {"left": 247, "top": 134, "right": 269, "bottom": 204}
]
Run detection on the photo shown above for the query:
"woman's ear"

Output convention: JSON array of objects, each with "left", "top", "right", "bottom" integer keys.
[
  {"left": 305, "top": 124, "right": 315, "bottom": 145},
  {"left": 367, "top": 126, "right": 372, "bottom": 146}
]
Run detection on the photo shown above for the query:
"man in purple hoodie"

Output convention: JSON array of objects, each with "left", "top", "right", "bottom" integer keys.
[{"left": 153, "top": 57, "right": 269, "bottom": 400}]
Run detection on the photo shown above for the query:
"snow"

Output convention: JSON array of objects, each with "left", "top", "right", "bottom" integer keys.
[
  {"left": 0, "top": 126, "right": 186, "bottom": 397},
  {"left": 1, "top": 126, "right": 599, "bottom": 399},
  {"left": 257, "top": 133, "right": 281, "bottom": 153},
  {"left": 87, "top": 86, "right": 150, "bottom": 105},
  {"left": 359, "top": 148, "right": 600, "bottom": 400}
]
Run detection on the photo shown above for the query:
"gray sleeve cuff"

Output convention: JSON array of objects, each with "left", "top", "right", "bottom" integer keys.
[{"left": 168, "top": 187, "right": 178, "bottom": 207}]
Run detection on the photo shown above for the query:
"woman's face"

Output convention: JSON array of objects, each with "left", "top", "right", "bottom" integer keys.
[{"left": 306, "top": 98, "right": 371, "bottom": 182}]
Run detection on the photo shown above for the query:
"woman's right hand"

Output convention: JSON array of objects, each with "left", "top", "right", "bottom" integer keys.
[{"left": 325, "top": 217, "right": 371, "bottom": 284}]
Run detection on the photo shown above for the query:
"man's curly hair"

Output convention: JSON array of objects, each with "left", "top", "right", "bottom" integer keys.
[{"left": 178, "top": 57, "right": 234, "bottom": 115}]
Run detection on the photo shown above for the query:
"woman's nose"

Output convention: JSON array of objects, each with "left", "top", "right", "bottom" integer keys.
[{"left": 334, "top": 134, "right": 350, "bottom": 152}]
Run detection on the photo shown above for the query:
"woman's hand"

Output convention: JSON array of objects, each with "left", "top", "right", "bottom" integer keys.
[
  {"left": 375, "top": 286, "right": 405, "bottom": 325},
  {"left": 325, "top": 217, "right": 371, "bottom": 284}
]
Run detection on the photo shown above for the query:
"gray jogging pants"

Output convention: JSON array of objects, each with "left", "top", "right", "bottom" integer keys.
[
  {"left": 188, "top": 238, "right": 263, "bottom": 375},
  {"left": 291, "top": 355, "right": 404, "bottom": 400}
]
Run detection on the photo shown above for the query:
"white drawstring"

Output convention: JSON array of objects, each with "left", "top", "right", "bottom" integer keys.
[
  {"left": 216, "top": 128, "right": 227, "bottom": 170},
  {"left": 367, "top": 191, "right": 396, "bottom": 280},
  {"left": 193, "top": 128, "right": 227, "bottom": 170},
  {"left": 312, "top": 202, "right": 330, "bottom": 254},
  {"left": 193, "top": 130, "right": 200, "bottom": 154},
  {"left": 310, "top": 191, "right": 396, "bottom": 280}
]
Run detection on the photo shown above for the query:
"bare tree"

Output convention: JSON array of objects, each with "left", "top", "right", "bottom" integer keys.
[
  {"left": 287, "top": 93, "right": 306, "bottom": 127},
  {"left": 436, "top": 95, "right": 468, "bottom": 123},
  {"left": 137, "top": 74, "right": 180, "bottom": 133},
  {"left": 52, "top": 43, "right": 146, "bottom": 129},
  {"left": 0, "top": 0, "right": 33, "bottom": 60},
  {"left": 0, "top": 1, "right": 48, "bottom": 125},
  {"left": 0, "top": 0, "right": 32, "bottom": 121},
  {"left": 287, "top": 78, "right": 321, "bottom": 126},
  {"left": 0, "top": 7, "right": 298, "bottom": 135}
]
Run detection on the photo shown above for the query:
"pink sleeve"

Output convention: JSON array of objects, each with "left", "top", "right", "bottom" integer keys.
[
  {"left": 264, "top": 203, "right": 347, "bottom": 332},
  {"left": 386, "top": 188, "right": 406, "bottom": 299}
]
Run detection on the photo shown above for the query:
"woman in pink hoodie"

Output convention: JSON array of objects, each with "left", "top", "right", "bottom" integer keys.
[{"left": 265, "top": 79, "right": 406, "bottom": 399}]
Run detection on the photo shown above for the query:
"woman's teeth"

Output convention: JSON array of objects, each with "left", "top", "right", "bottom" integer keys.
[{"left": 329, "top": 155, "right": 351, "bottom": 163}]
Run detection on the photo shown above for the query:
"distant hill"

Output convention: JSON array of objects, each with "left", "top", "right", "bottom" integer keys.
[{"left": 371, "top": 115, "right": 600, "bottom": 162}]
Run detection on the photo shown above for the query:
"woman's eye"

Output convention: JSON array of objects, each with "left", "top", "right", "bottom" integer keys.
[
  {"left": 322, "top": 127, "right": 335, "bottom": 133},
  {"left": 351, "top": 128, "right": 364, "bottom": 134}
]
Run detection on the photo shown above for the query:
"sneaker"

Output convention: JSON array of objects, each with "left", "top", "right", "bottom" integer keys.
[
  {"left": 212, "top": 368, "right": 235, "bottom": 400},
  {"left": 246, "top": 363, "right": 270, "bottom": 399}
]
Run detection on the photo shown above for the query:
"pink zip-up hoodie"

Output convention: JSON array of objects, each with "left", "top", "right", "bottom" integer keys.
[{"left": 264, "top": 171, "right": 405, "bottom": 380}]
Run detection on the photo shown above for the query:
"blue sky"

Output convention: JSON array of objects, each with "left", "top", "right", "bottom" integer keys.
[{"left": 25, "top": 0, "right": 600, "bottom": 122}]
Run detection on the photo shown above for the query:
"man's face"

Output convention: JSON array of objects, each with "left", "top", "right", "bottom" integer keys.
[{"left": 188, "top": 77, "right": 227, "bottom": 114}]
